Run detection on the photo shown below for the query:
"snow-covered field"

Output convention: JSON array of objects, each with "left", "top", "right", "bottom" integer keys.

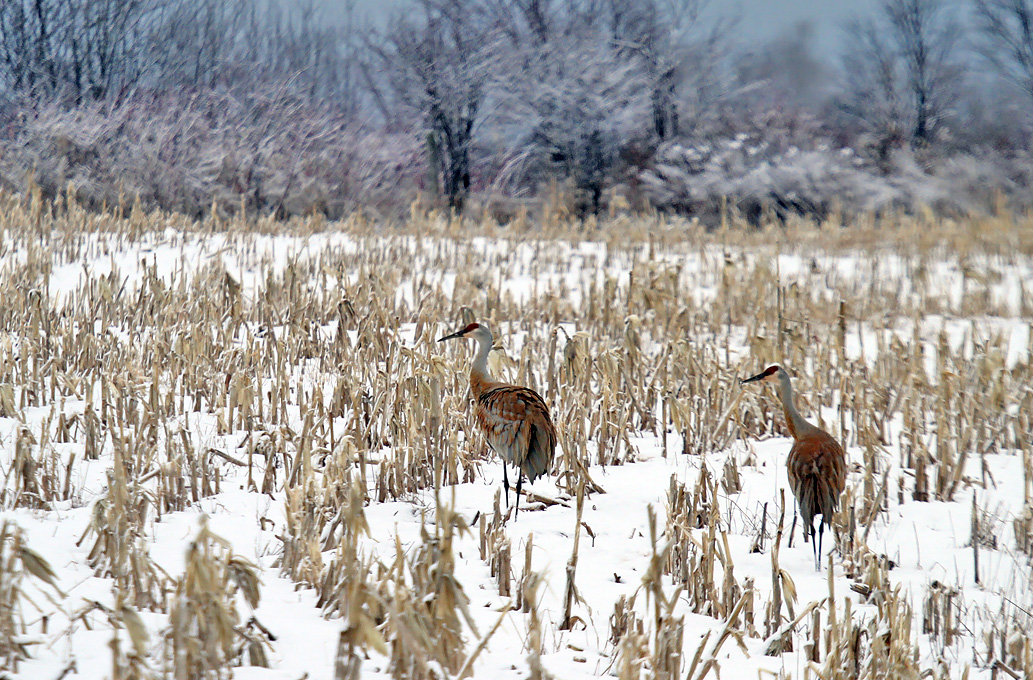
[{"left": 1, "top": 210, "right": 1031, "bottom": 679}]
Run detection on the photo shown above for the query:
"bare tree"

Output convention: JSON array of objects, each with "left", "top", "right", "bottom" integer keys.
[
  {"left": 973, "top": 0, "right": 1033, "bottom": 102},
  {"left": 839, "top": 17, "right": 909, "bottom": 162},
  {"left": 0, "top": 0, "right": 360, "bottom": 105},
  {"left": 605, "top": 0, "right": 686, "bottom": 140},
  {"left": 479, "top": 1, "right": 657, "bottom": 213},
  {"left": 487, "top": 0, "right": 726, "bottom": 142},
  {"left": 329, "top": 0, "right": 372, "bottom": 118},
  {"left": 250, "top": 0, "right": 361, "bottom": 103},
  {"left": 0, "top": 0, "right": 167, "bottom": 101},
  {"left": 479, "top": 0, "right": 734, "bottom": 213},
  {"left": 839, "top": 0, "right": 963, "bottom": 148},
  {"left": 65, "top": 0, "right": 163, "bottom": 100},
  {"left": 369, "top": 0, "right": 496, "bottom": 211},
  {"left": 888, "top": 0, "right": 963, "bottom": 144},
  {"left": 0, "top": 1, "right": 63, "bottom": 96},
  {"left": 146, "top": 0, "right": 255, "bottom": 91},
  {"left": 493, "top": 34, "right": 651, "bottom": 214}
]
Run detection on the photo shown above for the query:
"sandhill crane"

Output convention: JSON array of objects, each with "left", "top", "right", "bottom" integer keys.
[
  {"left": 741, "top": 365, "right": 846, "bottom": 569},
  {"left": 438, "top": 321, "right": 556, "bottom": 514}
]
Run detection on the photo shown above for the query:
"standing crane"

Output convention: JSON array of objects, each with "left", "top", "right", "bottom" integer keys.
[
  {"left": 741, "top": 365, "right": 846, "bottom": 569},
  {"left": 438, "top": 321, "right": 556, "bottom": 514}
]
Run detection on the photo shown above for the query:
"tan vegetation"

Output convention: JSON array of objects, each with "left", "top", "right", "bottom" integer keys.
[{"left": 0, "top": 183, "right": 1030, "bottom": 678}]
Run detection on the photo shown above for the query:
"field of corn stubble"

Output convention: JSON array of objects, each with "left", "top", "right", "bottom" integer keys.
[{"left": 0, "top": 186, "right": 1031, "bottom": 680}]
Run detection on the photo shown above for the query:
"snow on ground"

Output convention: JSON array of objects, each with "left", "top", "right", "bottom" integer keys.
[{"left": 1, "top": 227, "right": 1030, "bottom": 679}]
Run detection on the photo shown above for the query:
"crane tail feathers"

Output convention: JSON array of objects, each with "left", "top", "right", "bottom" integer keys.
[
  {"left": 521, "top": 423, "right": 555, "bottom": 484},
  {"left": 794, "top": 474, "right": 840, "bottom": 538}
]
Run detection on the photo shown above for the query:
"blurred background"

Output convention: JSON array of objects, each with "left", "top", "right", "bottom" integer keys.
[{"left": 1, "top": 0, "right": 1027, "bottom": 224}]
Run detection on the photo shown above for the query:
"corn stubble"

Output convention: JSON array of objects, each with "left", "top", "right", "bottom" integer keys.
[
  {"left": 0, "top": 521, "right": 63, "bottom": 673},
  {"left": 0, "top": 184, "right": 1030, "bottom": 678}
]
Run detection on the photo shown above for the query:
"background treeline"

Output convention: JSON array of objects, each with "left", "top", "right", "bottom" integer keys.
[{"left": 2, "top": 0, "right": 1033, "bottom": 224}]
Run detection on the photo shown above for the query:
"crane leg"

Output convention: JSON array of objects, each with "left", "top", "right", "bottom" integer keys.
[
  {"left": 502, "top": 464, "right": 510, "bottom": 508},
  {"left": 793, "top": 498, "right": 806, "bottom": 546},
  {"left": 817, "top": 520, "right": 826, "bottom": 571},
  {"left": 802, "top": 519, "right": 816, "bottom": 569},
  {"left": 515, "top": 473, "right": 523, "bottom": 516}
]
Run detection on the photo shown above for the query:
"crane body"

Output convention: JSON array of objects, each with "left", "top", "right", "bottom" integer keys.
[
  {"left": 742, "top": 365, "right": 846, "bottom": 569},
  {"left": 439, "top": 322, "right": 556, "bottom": 513}
]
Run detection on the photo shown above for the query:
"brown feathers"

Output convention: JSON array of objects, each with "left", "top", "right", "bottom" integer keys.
[
  {"left": 743, "top": 364, "right": 847, "bottom": 568},
  {"left": 439, "top": 321, "right": 557, "bottom": 509},
  {"left": 787, "top": 430, "right": 847, "bottom": 538},
  {"left": 471, "top": 378, "right": 556, "bottom": 483}
]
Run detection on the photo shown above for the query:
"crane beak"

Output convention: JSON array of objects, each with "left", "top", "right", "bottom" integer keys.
[
  {"left": 438, "top": 329, "right": 467, "bottom": 342},
  {"left": 740, "top": 371, "right": 767, "bottom": 385}
]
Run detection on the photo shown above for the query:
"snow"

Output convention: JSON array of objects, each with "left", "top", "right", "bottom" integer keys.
[{"left": 1, "top": 226, "right": 1030, "bottom": 679}]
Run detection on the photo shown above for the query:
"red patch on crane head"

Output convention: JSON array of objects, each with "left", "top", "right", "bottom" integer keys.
[
  {"left": 438, "top": 322, "right": 482, "bottom": 342},
  {"left": 741, "top": 364, "right": 781, "bottom": 386}
]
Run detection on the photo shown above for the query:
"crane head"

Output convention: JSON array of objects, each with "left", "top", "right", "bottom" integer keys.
[
  {"left": 438, "top": 321, "right": 489, "bottom": 342},
  {"left": 741, "top": 364, "right": 781, "bottom": 386}
]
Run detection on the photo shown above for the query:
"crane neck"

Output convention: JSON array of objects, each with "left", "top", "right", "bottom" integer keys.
[
  {"left": 777, "top": 371, "right": 812, "bottom": 439},
  {"left": 469, "top": 331, "right": 493, "bottom": 390}
]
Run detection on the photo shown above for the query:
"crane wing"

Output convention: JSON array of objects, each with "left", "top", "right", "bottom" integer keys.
[
  {"left": 787, "top": 431, "right": 847, "bottom": 528},
  {"left": 476, "top": 385, "right": 556, "bottom": 483}
]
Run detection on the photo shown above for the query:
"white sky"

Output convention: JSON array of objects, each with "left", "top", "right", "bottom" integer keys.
[
  {"left": 328, "top": 0, "right": 879, "bottom": 56},
  {"left": 710, "top": 0, "right": 876, "bottom": 55}
]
